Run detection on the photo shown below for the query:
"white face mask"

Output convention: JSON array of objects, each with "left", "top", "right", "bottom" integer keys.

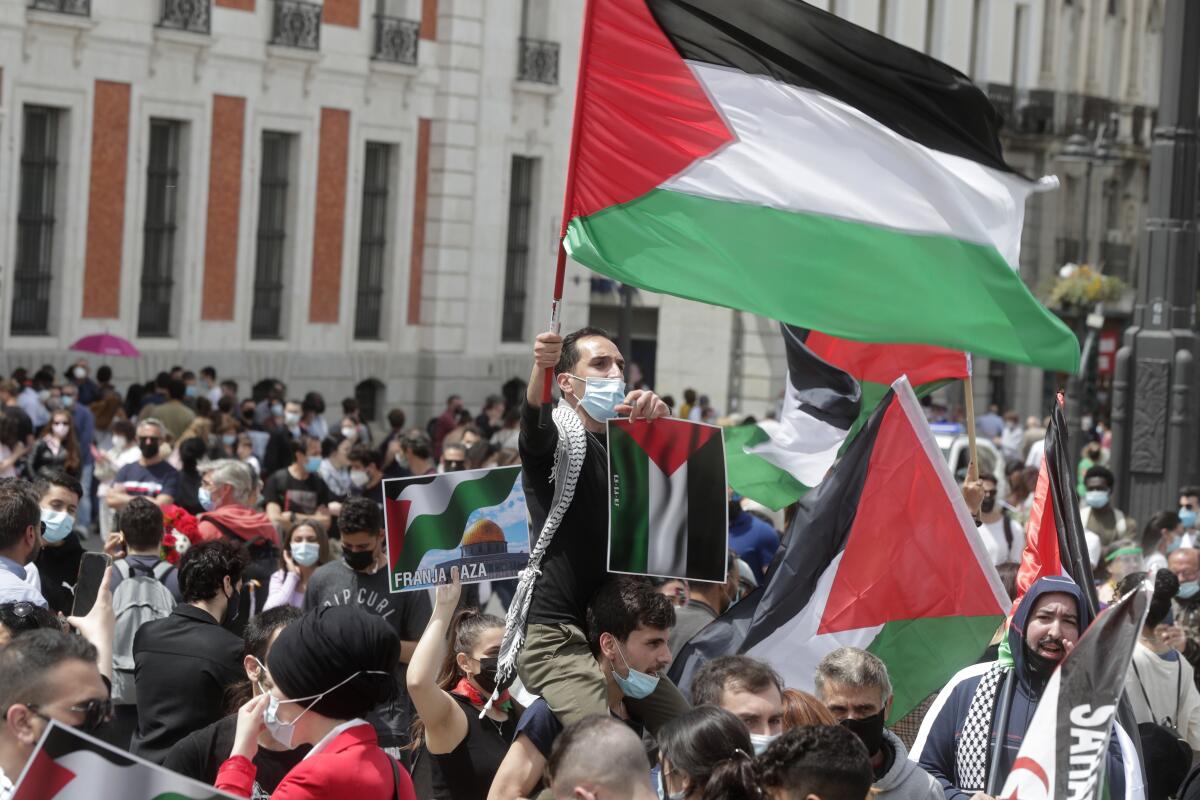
[
  {"left": 350, "top": 469, "right": 370, "bottom": 488},
  {"left": 749, "top": 732, "right": 778, "bottom": 756},
  {"left": 261, "top": 669, "right": 388, "bottom": 749},
  {"left": 341, "top": 426, "right": 358, "bottom": 441},
  {"left": 111, "top": 436, "right": 127, "bottom": 451},
  {"left": 51, "top": 422, "right": 70, "bottom": 438}
]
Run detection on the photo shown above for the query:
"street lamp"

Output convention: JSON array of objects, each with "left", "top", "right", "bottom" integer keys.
[
  {"left": 1056, "top": 114, "right": 1121, "bottom": 461},
  {"left": 1056, "top": 114, "right": 1121, "bottom": 265}
]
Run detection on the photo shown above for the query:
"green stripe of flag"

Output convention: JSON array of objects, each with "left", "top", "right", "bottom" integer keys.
[
  {"left": 567, "top": 188, "right": 1078, "bottom": 373},
  {"left": 397, "top": 469, "right": 517, "bottom": 573},
  {"left": 609, "top": 424, "right": 651, "bottom": 573},
  {"left": 868, "top": 614, "right": 1003, "bottom": 724}
]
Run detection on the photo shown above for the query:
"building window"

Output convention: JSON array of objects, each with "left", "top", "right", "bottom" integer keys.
[
  {"left": 355, "top": 142, "right": 393, "bottom": 340},
  {"left": 138, "top": 120, "right": 182, "bottom": 338},
  {"left": 501, "top": 156, "right": 537, "bottom": 343},
  {"left": 252, "top": 131, "right": 293, "bottom": 340},
  {"left": 518, "top": 0, "right": 559, "bottom": 84},
  {"left": 355, "top": 378, "right": 384, "bottom": 423},
  {"left": 12, "top": 106, "right": 60, "bottom": 336},
  {"left": 29, "top": 0, "right": 90, "bottom": 16},
  {"left": 1011, "top": 4, "right": 1029, "bottom": 88}
]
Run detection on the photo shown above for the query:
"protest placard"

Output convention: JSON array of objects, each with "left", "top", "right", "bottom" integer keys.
[{"left": 384, "top": 465, "right": 529, "bottom": 592}]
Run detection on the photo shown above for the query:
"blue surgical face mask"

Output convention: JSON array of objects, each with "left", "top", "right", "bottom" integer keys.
[
  {"left": 1179, "top": 581, "right": 1200, "bottom": 600},
  {"left": 60, "top": 395, "right": 74, "bottom": 408},
  {"left": 568, "top": 374, "right": 625, "bottom": 423},
  {"left": 305, "top": 456, "right": 322, "bottom": 473},
  {"left": 1085, "top": 490, "right": 1110, "bottom": 509},
  {"left": 749, "top": 731, "right": 778, "bottom": 756},
  {"left": 1181, "top": 509, "right": 1198, "bottom": 529},
  {"left": 185, "top": 385, "right": 198, "bottom": 398},
  {"left": 198, "top": 487, "right": 215, "bottom": 512},
  {"left": 611, "top": 642, "right": 659, "bottom": 700},
  {"left": 222, "top": 433, "right": 237, "bottom": 447},
  {"left": 291, "top": 541, "right": 320, "bottom": 567},
  {"left": 40, "top": 508, "right": 75, "bottom": 543}
]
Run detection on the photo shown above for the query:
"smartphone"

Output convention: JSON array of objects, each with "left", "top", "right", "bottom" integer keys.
[{"left": 72, "top": 552, "right": 112, "bottom": 618}]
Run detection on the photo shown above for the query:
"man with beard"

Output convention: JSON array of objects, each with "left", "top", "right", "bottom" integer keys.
[
  {"left": 912, "top": 575, "right": 1127, "bottom": 799},
  {"left": 976, "top": 473, "right": 1023, "bottom": 565}
]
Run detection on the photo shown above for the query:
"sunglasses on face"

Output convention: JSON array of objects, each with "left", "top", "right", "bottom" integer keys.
[{"left": 27, "top": 697, "right": 113, "bottom": 730}]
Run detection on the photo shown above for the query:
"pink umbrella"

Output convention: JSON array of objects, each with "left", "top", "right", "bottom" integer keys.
[{"left": 69, "top": 333, "right": 141, "bottom": 358}]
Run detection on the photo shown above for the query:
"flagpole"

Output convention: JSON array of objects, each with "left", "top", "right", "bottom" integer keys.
[
  {"left": 984, "top": 671, "right": 1017, "bottom": 795},
  {"left": 963, "top": 372, "right": 978, "bottom": 482},
  {"left": 538, "top": 0, "right": 599, "bottom": 428}
]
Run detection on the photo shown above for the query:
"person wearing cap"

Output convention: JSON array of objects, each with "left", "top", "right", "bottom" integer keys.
[{"left": 218, "top": 605, "right": 417, "bottom": 800}]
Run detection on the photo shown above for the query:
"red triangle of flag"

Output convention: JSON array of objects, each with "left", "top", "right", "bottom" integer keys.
[
  {"left": 818, "top": 398, "right": 1004, "bottom": 634},
  {"left": 568, "top": 0, "right": 733, "bottom": 219},
  {"left": 612, "top": 418, "right": 721, "bottom": 476},
  {"left": 12, "top": 747, "right": 75, "bottom": 800}
]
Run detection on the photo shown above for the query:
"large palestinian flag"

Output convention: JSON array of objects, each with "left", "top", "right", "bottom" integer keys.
[
  {"left": 999, "top": 580, "right": 1149, "bottom": 800},
  {"left": 14, "top": 721, "right": 236, "bottom": 799},
  {"left": 726, "top": 325, "right": 970, "bottom": 509},
  {"left": 561, "top": 0, "right": 1078, "bottom": 373},
  {"left": 608, "top": 417, "right": 727, "bottom": 582},
  {"left": 670, "top": 376, "right": 1009, "bottom": 721},
  {"left": 383, "top": 466, "right": 527, "bottom": 592}
]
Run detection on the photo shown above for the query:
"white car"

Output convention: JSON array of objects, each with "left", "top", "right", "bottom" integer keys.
[{"left": 933, "top": 425, "right": 1008, "bottom": 497}]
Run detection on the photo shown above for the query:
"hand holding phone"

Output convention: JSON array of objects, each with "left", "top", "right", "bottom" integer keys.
[{"left": 72, "top": 552, "right": 112, "bottom": 618}]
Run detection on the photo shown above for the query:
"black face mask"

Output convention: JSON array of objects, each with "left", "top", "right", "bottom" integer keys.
[
  {"left": 841, "top": 709, "right": 886, "bottom": 756},
  {"left": 344, "top": 548, "right": 376, "bottom": 572},
  {"left": 474, "top": 656, "right": 499, "bottom": 694},
  {"left": 223, "top": 584, "right": 240, "bottom": 627},
  {"left": 1024, "top": 641, "right": 1060, "bottom": 678},
  {"left": 139, "top": 438, "right": 161, "bottom": 459},
  {"left": 981, "top": 496, "right": 997, "bottom": 513},
  {"left": 443, "top": 461, "right": 465, "bottom": 473}
]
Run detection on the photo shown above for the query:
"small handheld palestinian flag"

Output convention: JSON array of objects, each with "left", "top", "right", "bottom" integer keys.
[
  {"left": 671, "top": 376, "right": 1008, "bottom": 722},
  {"left": 999, "top": 580, "right": 1150, "bottom": 800},
  {"left": 607, "top": 417, "right": 728, "bottom": 583},
  {"left": 13, "top": 720, "right": 238, "bottom": 799},
  {"left": 383, "top": 466, "right": 529, "bottom": 592},
  {"left": 560, "top": 0, "right": 1078, "bottom": 373},
  {"left": 725, "top": 324, "right": 970, "bottom": 510}
]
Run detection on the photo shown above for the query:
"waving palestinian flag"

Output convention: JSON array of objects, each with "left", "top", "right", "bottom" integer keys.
[
  {"left": 14, "top": 721, "right": 236, "bottom": 800},
  {"left": 671, "top": 376, "right": 1008, "bottom": 721},
  {"left": 725, "top": 325, "right": 970, "bottom": 509},
  {"left": 562, "top": 0, "right": 1078, "bottom": 373}
]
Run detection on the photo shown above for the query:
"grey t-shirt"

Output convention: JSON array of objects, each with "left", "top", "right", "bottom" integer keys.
[{"left": 668, "top": 601, "right": 718, "bottom": 664}]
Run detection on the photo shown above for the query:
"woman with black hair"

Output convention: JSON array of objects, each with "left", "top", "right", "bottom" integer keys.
[
  {"left": 657, "top": 705, "right": 760, "bottom": 800},
  {"left": 219, "top": 605, "right": 416, "bottom": 799},
  {"left": 176, "top": 437, "right": 209, "bottom": 515},
  {"left": 407, "top": 568, "right": 520, "bottom": 799}
]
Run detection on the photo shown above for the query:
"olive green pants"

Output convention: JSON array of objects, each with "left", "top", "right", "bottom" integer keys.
[{"left": 518, "top": 622, "right": 691, "bottom": 734}]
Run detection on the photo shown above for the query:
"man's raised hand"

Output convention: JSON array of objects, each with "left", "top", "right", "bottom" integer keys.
[
  {"left": 618, "top": 390, "right": 669, "bottom": 423},
  {"left": 533, "top": 332, "right": 563, "bottom": 372}
]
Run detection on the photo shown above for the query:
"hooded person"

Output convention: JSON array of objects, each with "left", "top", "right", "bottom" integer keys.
[
  {"left": 217, "top": 605, "right": 417, "bottom": 800},
  {"left": 911, "top": 575, "right": 1127, "bottom": 800}
]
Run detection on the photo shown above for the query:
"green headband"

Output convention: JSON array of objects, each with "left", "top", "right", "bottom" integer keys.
[{"left": 1105, "top": 546, "right": 1142, "bottom": 563}]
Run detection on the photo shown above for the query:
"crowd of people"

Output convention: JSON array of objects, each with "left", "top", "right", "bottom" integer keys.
[{"left": 0, "top": 334, "right": 1199, "bottom": 800}]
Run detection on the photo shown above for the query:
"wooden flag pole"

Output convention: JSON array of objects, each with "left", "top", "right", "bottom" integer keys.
[
  {"left": 964, "top": 373, "right": 978, "bottom": 482},
  {"left": 539, "top": 0, "right": 598, "bottom": 428}
]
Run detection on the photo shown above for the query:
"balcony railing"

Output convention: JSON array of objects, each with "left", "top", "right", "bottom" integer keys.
[
  {"left": 517, "top": 37, "right": 559, "bottom": 85},
  {"left": 28, "top": 0, "right": 90, "bottom": 15},
  {"left": 271, "top": 0, "right": 321, "bottom": 50},
  {"left": 158, "top": 0, "right": 210, "bottom": 34},
  {"left": 373, "top": 15, "right": 418, "bottom": 65}
]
